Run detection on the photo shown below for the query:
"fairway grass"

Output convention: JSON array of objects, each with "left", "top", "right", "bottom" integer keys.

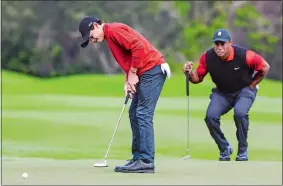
[
  {"left": 2, "top": 70, "right": 282, "bottom": 184},
  {"left": 3, "top": 95, "right": 282, "bottom": 161}
]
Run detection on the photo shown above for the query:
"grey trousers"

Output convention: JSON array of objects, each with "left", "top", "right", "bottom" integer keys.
[{"left": 204, "top": 87, "right": 258, "bottom": 153}]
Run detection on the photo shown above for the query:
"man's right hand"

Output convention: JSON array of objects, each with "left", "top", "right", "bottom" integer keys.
[
  {"left": 183, "top": 61, "right": 194, "bottom": 74},
  {"left": 183, "top": 61, "right": 204, "bottom": 84}
]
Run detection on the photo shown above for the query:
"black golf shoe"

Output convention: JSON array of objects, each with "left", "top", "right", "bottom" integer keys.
[
  {"left": 236, "top": 150, "right": 248, "bottom": 161},
  {"left": 114, "top": 159, "right": 135, "bottom": 172},
  {"left": 116, "top": 159, "right": 155, "bottom": 173},
  {"left": 219, "top": 145, "right": 233, "bottom": 161}
]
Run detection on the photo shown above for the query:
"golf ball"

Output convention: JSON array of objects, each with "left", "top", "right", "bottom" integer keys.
[{"left": 22, "top": 172, "right": 28, "bottom": 179}]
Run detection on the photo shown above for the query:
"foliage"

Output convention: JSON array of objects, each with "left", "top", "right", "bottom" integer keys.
[
  {"left": 2, "top": 1, "right": 179, "bottom": 77},
  {"left": 1, "top": 1, "right": 282, "bottom": 80},
  {"left": 234, "top": 3, "right": 279, "bottom": 53},
  {"left": 173, "top": 1, "right": 229, "bottom": 63}
]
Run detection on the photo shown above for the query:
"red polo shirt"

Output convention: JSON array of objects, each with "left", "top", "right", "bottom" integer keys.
[
  {"left": 196, "top": 46, "right": 266, "bottom": 77},
  {"left": 103, "top": 23, "right": 165, "bottom": 78}
]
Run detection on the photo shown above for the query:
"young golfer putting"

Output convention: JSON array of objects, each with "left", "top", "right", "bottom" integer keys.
[
  {"left": 183, "top": 29, "right": 270, "bottom": 161},
  {"left": 79, "top": 16, "right": 171, "bottom": 173}
]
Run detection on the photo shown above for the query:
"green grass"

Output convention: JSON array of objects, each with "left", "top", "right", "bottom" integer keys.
[
  {"left": 2, "top": 70, "right": 282, "bottom": 97},
  {"left": 2, "top": 70, "right": 282, "bottom": 162},
  {"left": 3, "top": 158, "right": 282, "bottom": 185}
]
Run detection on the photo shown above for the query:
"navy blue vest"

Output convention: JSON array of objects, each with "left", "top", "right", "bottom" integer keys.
[{"left": 205, "top": 45, "right": 254, "bottom": 93}]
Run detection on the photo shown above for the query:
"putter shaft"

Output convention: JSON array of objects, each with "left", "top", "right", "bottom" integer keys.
[
  {"left": 104, "top": 104, "right": 127, "bottom": 160},
  {"left": 185, "top": 72, "right": 190, "bottom": 156}
]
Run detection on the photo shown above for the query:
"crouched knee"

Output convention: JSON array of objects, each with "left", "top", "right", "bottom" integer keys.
[
  {"left": 233, "top": 108, "right": 248, "bottom": 118},
  {"left": 204, "top": 113, "right": 220, "bottom": 127}
]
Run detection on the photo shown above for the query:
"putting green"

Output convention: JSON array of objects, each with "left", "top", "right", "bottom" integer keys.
[{"left": 2, "top": 158, "right": 282, "bottom": 185}]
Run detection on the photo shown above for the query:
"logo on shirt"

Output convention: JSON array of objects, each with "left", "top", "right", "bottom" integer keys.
[{"left": 234, "top": 67, "right": 240, "bottom": 70}]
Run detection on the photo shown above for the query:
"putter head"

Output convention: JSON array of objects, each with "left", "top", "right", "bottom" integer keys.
[
  {"left": 94, "top": 160, "right": 109, "bottom": 167},
  {"left": 181, "top": 155, "right": 191, "bottom": 160}
]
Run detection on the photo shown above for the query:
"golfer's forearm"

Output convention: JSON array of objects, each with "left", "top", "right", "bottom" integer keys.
[
  {"left": 250, "top": 63, "right": 270, "bottom": 88},
  {"left": 125, "top": 67, "right": 138, "bottom": 81},
  {"left": 189, "top": 71, "right": 203, "bottom": 84}
]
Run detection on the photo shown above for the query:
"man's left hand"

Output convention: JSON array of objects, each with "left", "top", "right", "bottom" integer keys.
[
  {"left": 127, "top": 71, "right": 139, "bottom": 94},
  {"left": 250, "top": 84, "right": 260, "bottom": 90},
  {"left": 249, "top": 84, "right": 256, "bottom": 90},
  {"left": 161, "top": 63, "right": 171, "bottom": 79}
]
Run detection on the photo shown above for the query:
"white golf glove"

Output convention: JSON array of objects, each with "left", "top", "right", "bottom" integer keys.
[{"left": 161, "top": 63, "right": 171, "bottom": 79}]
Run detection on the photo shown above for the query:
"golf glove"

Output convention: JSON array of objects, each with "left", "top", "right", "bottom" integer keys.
[{"left": 161, "top": 63, "right": 171, "bottom": 79}]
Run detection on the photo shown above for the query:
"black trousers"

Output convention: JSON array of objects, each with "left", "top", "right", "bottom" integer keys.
[{"left": 204, "top": 86, "right": 258, "bottom": 153}]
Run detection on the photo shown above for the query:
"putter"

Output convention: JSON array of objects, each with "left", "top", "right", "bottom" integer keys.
[
  {"left": 94, "top": 92, "right": 130, "bottom": 167},
  {"left": 181, "top": 72, "right": 191, "bottom": 160}
]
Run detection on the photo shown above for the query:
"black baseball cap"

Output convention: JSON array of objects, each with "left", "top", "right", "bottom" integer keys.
[
  {"left": 212, "top": 29, "right": 231, "bottom": 43},
  {"left": 79, "top": 16, "right": 100, "bottom": 48}
]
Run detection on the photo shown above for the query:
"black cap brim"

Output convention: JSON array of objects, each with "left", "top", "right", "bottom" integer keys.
[
  {"left": 80, "top": 32, "right": 90, "bottom": 48},
  {"left": 212, "top": 38, "right": 229, "bottom": 43}
]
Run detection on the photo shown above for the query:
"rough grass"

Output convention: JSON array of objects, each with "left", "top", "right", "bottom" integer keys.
[{"left": 2, "top": 70, "right": 282, "bottom": 97}]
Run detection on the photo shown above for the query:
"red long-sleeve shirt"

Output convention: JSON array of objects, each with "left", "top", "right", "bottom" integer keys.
[
  {"left": 196, "top": 46, "right": 266, "bottom": 77},
  {"left": 104, "top": 23, "right": 165, "bottom": 78}
]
